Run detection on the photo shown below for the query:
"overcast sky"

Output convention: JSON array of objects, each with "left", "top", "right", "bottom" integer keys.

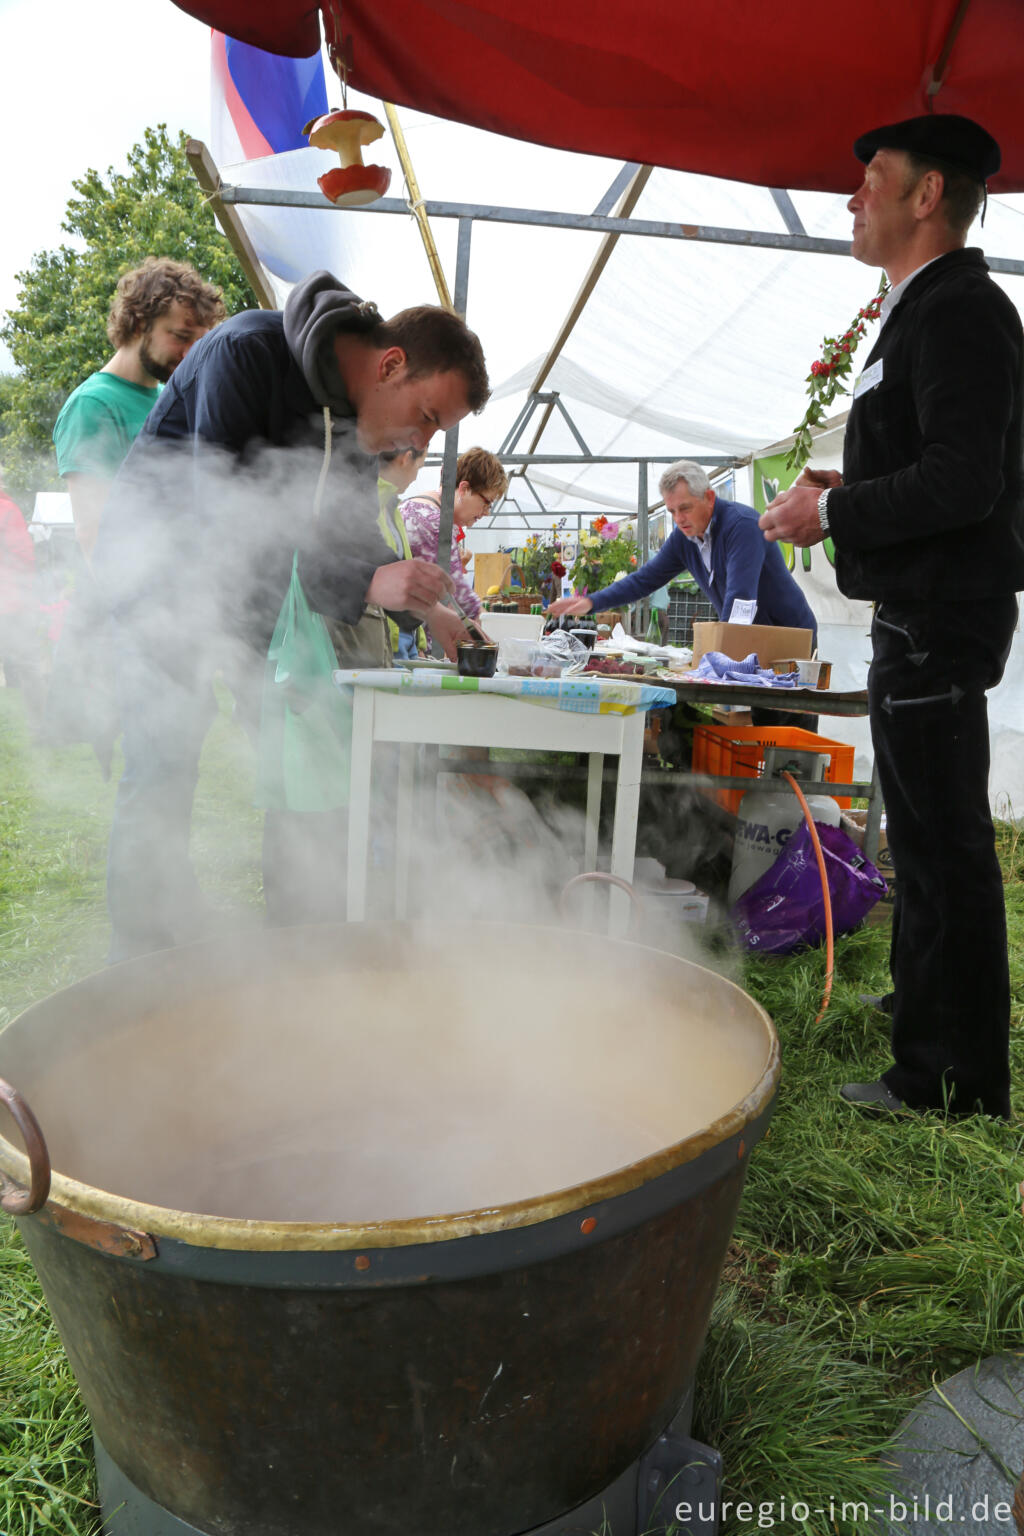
[{"left": 0, "top": 0, "right": 213, "bottom": 372}]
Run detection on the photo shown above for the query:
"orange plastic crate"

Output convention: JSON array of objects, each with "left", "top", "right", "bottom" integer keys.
[{"left": 692, "top": 724, "right": 856, "bottom": 814}]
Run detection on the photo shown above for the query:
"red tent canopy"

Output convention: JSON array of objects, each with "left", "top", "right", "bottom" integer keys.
[{"left": 173, "top": 0, "right": 1024, "bottom": 193}]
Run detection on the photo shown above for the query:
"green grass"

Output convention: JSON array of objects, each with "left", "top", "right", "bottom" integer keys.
[
  {"left": 0, "top": 1232, "right": 96, "bottom": 1535},
  {"left": 690, "top": 894, "right": 1024, "bottom": 1534},
  {"left": 1, "top": 685, "right": 1023, "bottom": 1536}
]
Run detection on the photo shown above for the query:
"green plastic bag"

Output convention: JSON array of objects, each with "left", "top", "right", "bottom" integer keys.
[{"left": 257, "top": 555, "right": 352, "bottom": 812}]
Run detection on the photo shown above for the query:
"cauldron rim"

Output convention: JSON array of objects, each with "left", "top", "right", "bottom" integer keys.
[{"left": 0, "top": 921, "right": 780, "bottom": 1253}]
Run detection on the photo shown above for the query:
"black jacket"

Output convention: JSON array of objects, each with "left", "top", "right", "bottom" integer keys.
[
  {"left": 95, "top": 272, "right": 411, "bottom": 657},
  {"left": 828, "top": 247, "right": 1024, "bottom": 603}
]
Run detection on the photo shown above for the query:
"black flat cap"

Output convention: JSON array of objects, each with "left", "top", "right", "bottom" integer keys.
[{"left": 854, "top": 113, "right": 1000, "bottom": 181}]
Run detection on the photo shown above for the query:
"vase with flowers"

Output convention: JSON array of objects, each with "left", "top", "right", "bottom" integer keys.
[
  {"left": 515, "top": 520, "right": 568, "bottom": 604},
  {"left": 568, "top": 517, "right": 638, "bottom": 597}
]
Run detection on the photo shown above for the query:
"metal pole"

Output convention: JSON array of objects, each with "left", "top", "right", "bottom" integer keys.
[
  {"left": 435, "top": 219, "right": 473, "bottom": 642},
  {"left": 382, "top": 103, "right": 453, "bottom": 310},
  {"left": 637, "top": 461, "right": 650, "bottom": 639},
  {"left": 218, "top": 187, "right": 1024, "bottom": 277}
]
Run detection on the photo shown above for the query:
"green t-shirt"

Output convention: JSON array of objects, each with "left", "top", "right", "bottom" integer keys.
[{"left": 52, "top": 372, "right": 160, "bottom": 480}]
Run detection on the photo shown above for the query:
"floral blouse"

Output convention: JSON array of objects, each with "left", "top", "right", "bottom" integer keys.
[{"left": 400, "top": 494, "right": 482, "bottom": 618}]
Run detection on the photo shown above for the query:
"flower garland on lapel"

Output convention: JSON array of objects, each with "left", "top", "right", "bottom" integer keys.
[{"left": 786, "top": 276, "right": 890, "bottom": 473}]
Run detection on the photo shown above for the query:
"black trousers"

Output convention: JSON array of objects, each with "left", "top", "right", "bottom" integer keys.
[{"left": 868, "top": 595, "right": 1017, "bottom": 1116}]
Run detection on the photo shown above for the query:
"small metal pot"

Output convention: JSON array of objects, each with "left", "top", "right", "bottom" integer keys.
[{"left": 456, "top": 640, "right": 499, "bottom": 677}]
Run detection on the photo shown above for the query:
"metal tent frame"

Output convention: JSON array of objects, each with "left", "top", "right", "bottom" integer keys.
[{"left": 193, "top": 138, "right": 1024, "bottom": 612}]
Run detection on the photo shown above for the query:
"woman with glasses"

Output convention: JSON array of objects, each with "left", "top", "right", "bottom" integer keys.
[{"left": 400, "top": 446, "right": 508, "bottom": 646}]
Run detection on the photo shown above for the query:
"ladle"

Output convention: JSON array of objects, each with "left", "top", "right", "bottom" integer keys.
[{"left": 446, "top": 591, "right": 493, "bottom": 647}]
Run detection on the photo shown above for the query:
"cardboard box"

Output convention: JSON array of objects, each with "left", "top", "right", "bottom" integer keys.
[
  {"left": 841, "top": 809, "right": 895, "bottom": 886},
  {"left": 691, "top": 621, "right": 813, "bottom": 667},
  {"left": 474, "top": 551, "right": 511, "bottom": 596}
]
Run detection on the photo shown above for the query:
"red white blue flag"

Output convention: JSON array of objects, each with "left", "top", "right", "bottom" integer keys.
[{"left": 211, "top": 30, "right": 328, "bottom": 164}]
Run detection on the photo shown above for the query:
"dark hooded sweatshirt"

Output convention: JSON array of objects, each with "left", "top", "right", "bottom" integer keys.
[{"left": 95, "top": 271, "right": 415, "bottom": 662}]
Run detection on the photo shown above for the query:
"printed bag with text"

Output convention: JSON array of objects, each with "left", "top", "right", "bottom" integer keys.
[{"left": 732, "top": 820, "right": 887, "bottom": 955}]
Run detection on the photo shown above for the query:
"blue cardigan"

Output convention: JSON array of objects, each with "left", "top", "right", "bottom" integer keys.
[{"left": 587, "top": 496, "right": 817, "bottom": 641}]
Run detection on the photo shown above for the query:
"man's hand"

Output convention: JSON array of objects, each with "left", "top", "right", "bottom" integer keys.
[
  {"left": 366, "top": 558, "right": 452, "bottom": 617},
  {"left": 427, "top": 603, "right": 471, "bottom": 661},
  {"left": 547, "top": 595, "right": 593, "bottom": 618},
  {"left": 760, "top": 484, "right": 827, "bottom": 548},
  {"left": 795, "top": 468, "right": 843, "bottom": 490}
]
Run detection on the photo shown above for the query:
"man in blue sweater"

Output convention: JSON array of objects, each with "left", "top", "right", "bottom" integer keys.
[
  {"left": 549, "top": 460, "right": 817, "bottom": 722},
  {"left": 551, "top": 460, "right": 815, "bottom": 635}
]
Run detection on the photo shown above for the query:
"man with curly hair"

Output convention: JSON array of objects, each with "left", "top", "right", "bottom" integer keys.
[
  {"left": 53, "top": 257, "right": 225, "bottom": 555},
  {"left": 46, "top": 259, "right": 224, "bottom": 766}
]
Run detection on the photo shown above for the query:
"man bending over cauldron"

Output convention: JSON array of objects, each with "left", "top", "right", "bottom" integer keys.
[{"left": 93, "top": 270, "right": 489, "bottom": 962}]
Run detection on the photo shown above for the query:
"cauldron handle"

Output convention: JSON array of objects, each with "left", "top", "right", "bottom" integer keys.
[
  {"left": 0, "top": 1077, "right": 51, "bottom": 1215},
  {"left": 559, "top": 872, "right": 643, "bottom": 933}
]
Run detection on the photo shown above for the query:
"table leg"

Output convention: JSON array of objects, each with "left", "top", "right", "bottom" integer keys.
[
  {"left": 584, "top": 753, "right": 603, "bottom": 871},
  {"left": 346, "top": 688, "right": 374, "bottom": 921},
  {"left": 395, "top": 742, "right": 416, "bottom": 919},
  {"left": 582, "top": 752, "right": 604, "bottom": 927},
  {"left": 608, "top": 714, "right": 645, "bottom": 935}
]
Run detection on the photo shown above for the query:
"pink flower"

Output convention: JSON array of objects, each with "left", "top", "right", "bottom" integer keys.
[{"left": 599, "top": 520, "right": 620, "bottom": 541}]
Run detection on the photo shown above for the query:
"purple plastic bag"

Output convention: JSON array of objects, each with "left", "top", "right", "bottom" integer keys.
[{"left": 731, "top": 820, "right": 888, "bottom": 955}]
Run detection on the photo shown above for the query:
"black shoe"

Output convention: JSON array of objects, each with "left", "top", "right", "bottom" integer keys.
[
  {"left": 840, "top": 1079, "right": 907, "bottom": 1113},
  {"left": 858, "top": 992, "right": 894, "bottom": 1014}
]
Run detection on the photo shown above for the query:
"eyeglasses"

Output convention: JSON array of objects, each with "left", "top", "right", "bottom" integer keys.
[{"left": 478, "top": 491, "right": 500, "bottom": 511}]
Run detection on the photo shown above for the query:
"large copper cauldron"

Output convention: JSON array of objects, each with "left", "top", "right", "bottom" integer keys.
[{"left": 0, "top": 923, "right": 779, "bottom": 1536}]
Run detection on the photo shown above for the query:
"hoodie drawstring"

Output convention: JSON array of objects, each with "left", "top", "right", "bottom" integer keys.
[{"left": 313, "top": 406, "right": 332, "bottom": 521}]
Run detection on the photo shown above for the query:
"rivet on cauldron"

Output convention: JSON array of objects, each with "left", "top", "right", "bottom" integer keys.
[
  {"left": 580, "top": 1217, "right": 597, "bottom": 1235},
  {"left": 354, "top": 1255, "right": 371, "bottom": 1271},
  {"left": 737, "top": 1139, "right": 746, "bottom": 1160}
]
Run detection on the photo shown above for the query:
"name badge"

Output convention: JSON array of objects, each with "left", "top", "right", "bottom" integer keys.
[
  {"left": 728, "top": 599, "right": 758, "bottom": 625},
  {"left": 853, "top": 359, "right": 883, "bottom": 398}
]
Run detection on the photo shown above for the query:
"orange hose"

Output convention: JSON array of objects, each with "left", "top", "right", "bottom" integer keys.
[{"left": 782, "top": 770, "right": 834, "bottom": 1023}]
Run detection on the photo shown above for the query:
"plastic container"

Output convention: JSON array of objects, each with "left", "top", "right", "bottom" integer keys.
[
  {"left": 769, "top": 658, "right": 833, "bottom": 689},
  {"left": 666, "top": 587, "right": 717, "bottom": 647},
  {"left": 500, "top": 637, "right": 564, "bottom": 678},
  {"left": 477, "top": 612, "right": 545, "bottom": 643},
  {"left": 692, "top": 724, "right": 855, "bottom": 813}
]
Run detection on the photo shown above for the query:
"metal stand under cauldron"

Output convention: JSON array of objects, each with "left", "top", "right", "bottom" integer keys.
[{"left": 95, "top": 1397, "right": 723, "bottom": 1535}]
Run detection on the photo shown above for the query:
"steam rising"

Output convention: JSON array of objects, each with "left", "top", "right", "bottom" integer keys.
[
  {"left": 0, "top": 927, "right": 770, "bottom": 1225},
  {"left": 2, "top": 429, "right": 756, "bottom": 1230}
]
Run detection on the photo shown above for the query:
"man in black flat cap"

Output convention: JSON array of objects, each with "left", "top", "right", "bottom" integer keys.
[{"left": 761, "top": 114, "right": 1024, "bottom": 1119}]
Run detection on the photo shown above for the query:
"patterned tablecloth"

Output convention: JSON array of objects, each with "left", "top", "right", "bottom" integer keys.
[{"left": 332, "top": 668, "right": 677, "bottom": 716}]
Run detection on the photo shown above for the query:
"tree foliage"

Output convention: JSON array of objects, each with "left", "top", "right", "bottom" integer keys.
[{"left": 0, "top": 125, "right": 257, "bottom": 501}]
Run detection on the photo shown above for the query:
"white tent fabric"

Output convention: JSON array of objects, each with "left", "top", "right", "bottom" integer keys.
[{"left": 210, "top": 92, "right": 1024, "bottom": 810}]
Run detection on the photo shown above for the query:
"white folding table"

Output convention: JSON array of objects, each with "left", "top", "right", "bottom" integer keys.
[{"left": 344, "top": 684, "right": 649, "bottom": 934}]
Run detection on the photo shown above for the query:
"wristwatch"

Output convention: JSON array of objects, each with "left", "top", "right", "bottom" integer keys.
[{"left": 817, "top": 488, "right": 831, "bottom": 535}]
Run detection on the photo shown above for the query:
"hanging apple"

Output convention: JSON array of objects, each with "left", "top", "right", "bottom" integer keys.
[{"left": 304, "top": 109, "right": 392, "bottom": 207}]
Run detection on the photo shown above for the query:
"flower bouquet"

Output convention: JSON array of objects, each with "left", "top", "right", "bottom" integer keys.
[{"left": 568, "top": 517, "right": 638, "bottom": 595}]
